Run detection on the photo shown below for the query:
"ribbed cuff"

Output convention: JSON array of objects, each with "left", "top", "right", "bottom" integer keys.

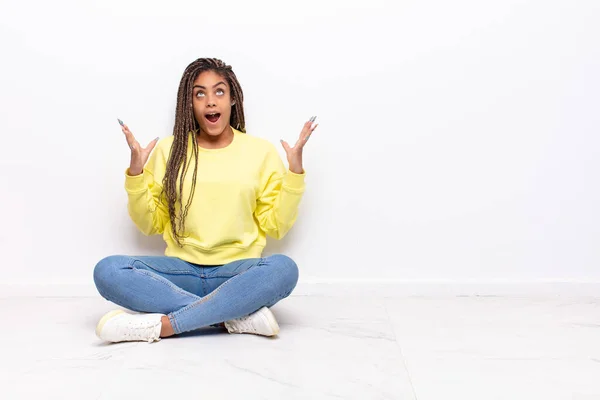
[
  {"left": 283, "top": 169, "right": 306, "bottom": 193},
  {"left": 124, "top": 168, "right": 146, "bottom": 193}
]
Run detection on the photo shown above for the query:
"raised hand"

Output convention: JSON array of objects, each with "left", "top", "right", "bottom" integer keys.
[
  {"left": 119, "top": 119, "right": 159, "bottom": 176},
  {"left": 280, "top": 116, "right": 318, "bottom": 174}
]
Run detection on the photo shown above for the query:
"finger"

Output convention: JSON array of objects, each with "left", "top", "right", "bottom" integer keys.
[
  {"left": 298, "top": 120, "right": 311, "bottom": 134},
  {"left": 122, "top": 126, "right": 138, "bottom": 150},
  {"left": 123, "top": 131, "right": 136, "bottom": 150},
  {"left": 301, "top": 119, "right": 317, "bottom": 139},
  {"left": 297, "top": 127, "right": 313, "bottom": 146},
  {"left": 304, "top": 124, "right": 318, "bottom": 143},
  {"left": 303, "top": 120, "right": 313, "bottom": 132},
  {"left": 145, "top": 137, "right": 160, "bottom": 153},
  {"left": 295, "top": 120, "right": 311, "bottom": 141},
  {"left": 123, "top": 127, "right": 136, "bottom": 141},
  {"left": 280, "top": 139, "right": 292, "bottom": 153},
  {"left": 122, "top": 124, "right": 134, "bottom": 136}
]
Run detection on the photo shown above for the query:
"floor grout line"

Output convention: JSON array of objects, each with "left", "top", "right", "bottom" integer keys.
[{"left": 382, "top": 298, "right": 419, "bottom": 400}]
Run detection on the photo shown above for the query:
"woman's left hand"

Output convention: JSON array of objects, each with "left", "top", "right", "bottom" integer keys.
[{"left": 281, "top": 117, "right": 318, "bottom": 174}]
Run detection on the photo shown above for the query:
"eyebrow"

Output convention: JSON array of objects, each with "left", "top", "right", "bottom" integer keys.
[{"left": 192, "top": 81, "right": 227, "bottom": 90}]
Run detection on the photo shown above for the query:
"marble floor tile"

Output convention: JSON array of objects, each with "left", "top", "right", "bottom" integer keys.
[
  {"left": 384, "top": 296, "right": 600, "bottom": 400},
  {"left": 4, "top": 293, "right": 599, "bottom": 400},
  {"left": 0, "top": 296, "right": 415, "bottom": 400}
]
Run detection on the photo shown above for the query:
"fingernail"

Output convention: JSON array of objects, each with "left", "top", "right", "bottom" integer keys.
[
  {"left": 155, "top": 137, "right": 160, "bottom": 141},
  {"left": 118, "top": 118, "right": 124, "bottom": 126}
]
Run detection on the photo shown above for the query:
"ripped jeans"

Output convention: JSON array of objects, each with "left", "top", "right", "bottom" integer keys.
[{"left": 93, "top": 254, "right": 299, "bottom": 334}]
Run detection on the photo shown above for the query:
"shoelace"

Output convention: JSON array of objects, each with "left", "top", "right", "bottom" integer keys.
[
  {"left": 229, "top": 315, "right": 257, "bottom": 333},
  {"left": 118, "top": 319, "right": 161, "bottom": 343}
]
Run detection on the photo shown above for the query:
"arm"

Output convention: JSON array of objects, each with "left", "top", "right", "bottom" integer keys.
[
  {"left": 256, "top": 117, "right": 318, "bottom": 238},
  {"left": 254, "top": 149, "right": 306, "bottom": 240},
  {"left": 124, "top": 141, "right": 169, "bottom": 236}
]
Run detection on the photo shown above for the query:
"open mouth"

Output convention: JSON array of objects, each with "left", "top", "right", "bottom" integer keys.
[{"left": 205, "top": 112, "right": 221, "bottom": 124}]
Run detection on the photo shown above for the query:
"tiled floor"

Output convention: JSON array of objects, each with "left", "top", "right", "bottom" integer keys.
[{"left": 1, "top": 294, "right": 599, "bottom": 399}]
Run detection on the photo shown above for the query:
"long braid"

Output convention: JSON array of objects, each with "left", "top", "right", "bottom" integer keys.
[{"left": 161, "top": 58, "right": 246, "bottom": 246}]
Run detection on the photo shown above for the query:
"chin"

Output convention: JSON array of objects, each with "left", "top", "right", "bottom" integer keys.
[
  {"left": 201, "top": 126, "right": 227, "bottom": 137},
  {"left": 203, "top": 126, "right": 227, "bottom": 136}
]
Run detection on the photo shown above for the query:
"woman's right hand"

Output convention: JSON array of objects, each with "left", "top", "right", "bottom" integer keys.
[{"left": 122, "top": 123, "right": 159, "bottom": 176}]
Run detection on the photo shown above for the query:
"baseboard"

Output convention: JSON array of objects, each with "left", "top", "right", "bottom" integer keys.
[
  {"left": 294, "top": 279, "right": 600, "bottom": 297},
  {"left": 1, "top": 280, "right": 600, "bottom": 298}
]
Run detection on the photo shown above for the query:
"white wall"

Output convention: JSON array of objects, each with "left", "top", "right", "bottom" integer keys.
[{"left": 1, "top": 0, "right": 599, "bottom": 287}]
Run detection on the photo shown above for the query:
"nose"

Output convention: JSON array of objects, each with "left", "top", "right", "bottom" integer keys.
[{"left": 205, "top": 93, "right": 216, "bottom": 107}]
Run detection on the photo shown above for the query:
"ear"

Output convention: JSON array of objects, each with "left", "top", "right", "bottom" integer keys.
[{"left": 231, "top": 100, "right": 236, "bottom": 106}]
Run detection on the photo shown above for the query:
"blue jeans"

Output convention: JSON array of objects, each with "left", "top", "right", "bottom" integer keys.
[{"left": 93, "top": 254, "right": 299, "bottom": 334}]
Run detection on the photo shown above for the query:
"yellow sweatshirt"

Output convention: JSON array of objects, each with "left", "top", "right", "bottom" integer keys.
[{"left": 124, "top": 128, "right": 305, "bottom": 265}]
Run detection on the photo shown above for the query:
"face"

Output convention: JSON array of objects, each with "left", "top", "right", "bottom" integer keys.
[{"left": 192, "top": 70, "right": 233, "bottom": 137}]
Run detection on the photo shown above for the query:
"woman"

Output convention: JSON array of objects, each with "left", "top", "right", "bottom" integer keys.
[{"left": 93, "top": 58, "right": 317, "bottom": 343}]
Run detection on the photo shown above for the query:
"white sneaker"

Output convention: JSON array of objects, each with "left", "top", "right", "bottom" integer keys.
[
  {"left": 224, "top": 307, "right": 280, "bottom": 337},
  {"left": 95, "top": 309, "right": 164, "bottom": 343}
]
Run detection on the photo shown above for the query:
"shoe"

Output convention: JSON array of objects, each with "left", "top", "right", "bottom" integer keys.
[
  {"left": 224, "top": 307, "right": 280, "bottom": 337},
  {"left": 95, "top": 309, "right": 164, "bottom": 343}
]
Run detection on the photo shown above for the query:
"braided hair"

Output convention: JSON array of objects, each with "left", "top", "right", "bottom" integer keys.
[{"left": 162, "top": 58, "right": 245, "bottom": 246}]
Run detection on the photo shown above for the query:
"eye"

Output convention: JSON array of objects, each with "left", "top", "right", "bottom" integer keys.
[
  {"left": 216, "top": 88, "right": 225, "bottom": 96},
  {"left": 195, "top": 91, "right": 205, "bottom": 98}
]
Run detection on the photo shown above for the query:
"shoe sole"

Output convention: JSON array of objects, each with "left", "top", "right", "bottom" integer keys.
[
  {"left": 258, "top": 307, "right": 280, "bottom": 336},
  {"left": 95, "top": 309, "right": 125, "bottom": 339}
]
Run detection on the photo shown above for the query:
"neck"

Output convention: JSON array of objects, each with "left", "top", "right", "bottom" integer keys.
[{"left": 196, "top": 126, "right": 234, "bottom": 149}]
